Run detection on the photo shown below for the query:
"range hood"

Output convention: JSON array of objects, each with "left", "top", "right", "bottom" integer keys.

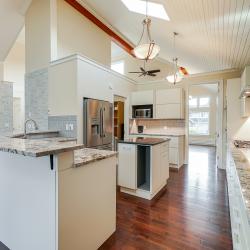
[{"left": 240, "top": 66, "right": 250, "bottom": 98}]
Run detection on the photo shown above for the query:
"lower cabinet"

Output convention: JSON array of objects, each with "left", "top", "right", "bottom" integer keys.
[
  {"left": 227, "top": 150, "right": 250, "bottom": 250},
  {"left": 118, "top": 143, "right": 137, "bottom": 190},
  {"left": 118, "top": 142, "right": 169, "bottom": 200}
]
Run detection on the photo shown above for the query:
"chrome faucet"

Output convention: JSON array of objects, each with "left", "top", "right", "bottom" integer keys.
[{"left": 24, "top": 119, "right": 38, "bottom": 138}]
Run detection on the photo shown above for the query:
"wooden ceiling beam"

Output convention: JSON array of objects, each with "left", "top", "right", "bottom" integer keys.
[{"left": 64, "top": 0, "right": 135, "bottom": 56}]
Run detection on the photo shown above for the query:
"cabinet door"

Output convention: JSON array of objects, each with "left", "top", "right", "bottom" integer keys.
[
  {"left": 169, "top": 147, "right": 178, "bottom": 165},
  {"left": 161, "top": 143, "right": 169, "bottom": 181},
  {"left": 156, "top": 88, "right": 182, "bottom": 104},
  {"left": 131, "top": 90, "right": 154, "bottom": 105},
  {"left": 118, "top": 144, "right": 137, "bottom": 189},
  {"left": 156, "top": 104, "right": 182, "bottom": 119}
]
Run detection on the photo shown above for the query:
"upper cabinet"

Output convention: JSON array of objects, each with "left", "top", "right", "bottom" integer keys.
[
  {"left": 155, "top": 88, "right": 185, "bottom": 119},
  {"left": 131, "top": 90, "right": 154, "bottom": 106}
]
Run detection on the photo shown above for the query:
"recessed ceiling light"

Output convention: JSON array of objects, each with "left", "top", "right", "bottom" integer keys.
[{"left": 121, "top": 0, "right": 170, "bottom": 21}]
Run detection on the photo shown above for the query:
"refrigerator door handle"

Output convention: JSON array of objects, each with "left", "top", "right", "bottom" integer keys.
[
  {"left": 100, "top": 108, "right": 103, "bottom": 137},
  {"left": 102, "top": 107, "right": 105, "bottom": 138}
]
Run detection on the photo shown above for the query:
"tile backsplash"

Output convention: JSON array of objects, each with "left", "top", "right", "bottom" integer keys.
[
  {"left": 25, "top": 68, "right": 48, "bottom": 131},
  {"left": 48, "top": 115, "right": 77, "bottom": 138},
  {"left": 0, "top": 81, "right": 13, "bottom": 134},
  {"left": 129, "top": 119, "right": 186, "bottom": 134}
]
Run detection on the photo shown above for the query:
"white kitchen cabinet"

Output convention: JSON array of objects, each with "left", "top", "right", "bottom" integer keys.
[
  {"left": 131, "top": 90, "right": 154, "bottom": 105},
  {"left": 130, "top": 134, "right": 185, "bottom": 169},
  {"left": 156, "top": 88, "right": 182, "bottom": 104},
  {"left": 155, "top": 88, "right": 185, "bottom": 119},
  {"left": 155, "top": 103, "right": 182, "bottom": 119},
  {"left": 118, "top": 141, "right": 169, "bottom": 200},
  {"left": 118, "top": 143, "right": 137, "bottom": 189}
]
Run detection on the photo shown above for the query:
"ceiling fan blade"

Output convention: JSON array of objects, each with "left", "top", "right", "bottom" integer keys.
[
  {"left": 148, "top": 73, "right": 157, "bottom": 76},
  {"left": 147, "top": 69, "right": 161, "bottom": 73},
  {"left": 129, "top": 71, "right": 143, "bottom": 73},
  {"left": 139, "top": 73, "right": 145, "bottom": 77},
  {"left": 140, "top": 67, "right": 146, "bottom": 72}
]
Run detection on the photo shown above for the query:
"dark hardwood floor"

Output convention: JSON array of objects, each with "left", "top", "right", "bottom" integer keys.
[{"left": 100, "top": 145, "right": 233, "bottom": 250}]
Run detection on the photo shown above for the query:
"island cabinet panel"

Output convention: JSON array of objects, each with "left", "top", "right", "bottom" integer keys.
[
  {"left": 118, "top": 143, "right": 137, "bottom": 189},
  {"left": 58, "top": 156, "right": 116, "bottom": 250},
  {"left": 0, "top": 152, "right": 56, "bottom": 250},
  {"left": 151, "top": 144, "right": 162, "bottom": 194}
]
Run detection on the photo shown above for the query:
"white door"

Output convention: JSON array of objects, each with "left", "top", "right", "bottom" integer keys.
[{"left": 118, "top": 144, "right": 137, "bottom": 189}]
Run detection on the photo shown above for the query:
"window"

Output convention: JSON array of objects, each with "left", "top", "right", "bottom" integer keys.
[
  {"left": 111, "top": 61, "right": 124, "bottom": 75},
  {"left": 189, "top": 111, "right": 209, "bottom": 135},
  {"left": 199, "top": 97, "right": 210, "bottom": 107},
  {"left": 121, "top": 0, "right": 170, "bottom": 21},
  {"left": 189, "top": 97, "right": 198, "bottom": 108},
  {"left": 189, "top": 96, "right": 210, "bottom": 136}
]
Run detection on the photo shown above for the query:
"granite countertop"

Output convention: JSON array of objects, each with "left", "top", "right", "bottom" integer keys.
[
  {"left": 118, "top": 137, "right": 170, "bottom": 146},
  {"left": 74, "top": 148, "right": 117, "bottom": 167},
  {"left": 0, "top": 136, "right": 84, "bottom": 157},
  {"left": 230, "top": 146, "right": 250, "bottom": 220}
]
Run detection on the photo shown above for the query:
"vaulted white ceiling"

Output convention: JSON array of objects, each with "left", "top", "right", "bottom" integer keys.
[
  {"left": 82, "top": 0, "right": 250, "bottom": 75},
  {"left": 0, "top": 0, "right": 31, "bottom": 61}
]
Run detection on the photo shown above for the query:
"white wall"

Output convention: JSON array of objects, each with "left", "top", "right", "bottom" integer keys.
[
  {"left": 4, "top": 30, "right": 25, "bottom": 131},
  {"left": 57, "top": 0, "right": 111, "bottom": 67},
  {"left": 49, "top": 54, "right": 136, "bottom": 143},
  {"left": 227, "top": 78, "right": 250, "bottom": 141}
]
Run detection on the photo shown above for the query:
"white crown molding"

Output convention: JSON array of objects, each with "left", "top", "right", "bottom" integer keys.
[{"left": 50, "top": 53, "right": 138, "bottom": 85}]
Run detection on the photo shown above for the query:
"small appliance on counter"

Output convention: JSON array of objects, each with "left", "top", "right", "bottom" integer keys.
[
  {"left": 132, "top": 104, "right": 153, "bottom": 119},
  {"left": 137, "top": 125, "right": 144, "bottom": 134}
]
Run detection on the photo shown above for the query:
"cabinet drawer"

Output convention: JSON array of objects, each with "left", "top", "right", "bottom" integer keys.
[{"left": 156, "top": 104, "right": 182, "bottom": 119}]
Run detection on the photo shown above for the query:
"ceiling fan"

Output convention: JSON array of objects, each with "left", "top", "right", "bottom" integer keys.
[{"left": 129, "top": 67, "right": 161, "bottom": 77}]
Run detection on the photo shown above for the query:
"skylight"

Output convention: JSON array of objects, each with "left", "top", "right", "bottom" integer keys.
[{"left": 121, "top": 0, "right": 170, "bottom": 21}]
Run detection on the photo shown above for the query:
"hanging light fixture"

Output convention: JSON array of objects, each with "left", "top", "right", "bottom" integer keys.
[
  {"left": 133, "top": 0, "right": 160, "bottom": 61},
  {"left": 166, "top": 32, "right": 183, "bottom": 84}
]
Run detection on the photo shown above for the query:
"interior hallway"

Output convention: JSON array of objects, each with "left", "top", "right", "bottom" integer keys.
[{"left": 100, "top": 146, "right": 232, "bottom": 250}]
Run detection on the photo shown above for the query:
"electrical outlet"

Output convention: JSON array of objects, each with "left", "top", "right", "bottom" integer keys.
[
  {"left": 65, "top": 124, "right": 69, "bottom": 131},
  {"left": 69, "top": 124, "right": 74, "bottom": 131}
]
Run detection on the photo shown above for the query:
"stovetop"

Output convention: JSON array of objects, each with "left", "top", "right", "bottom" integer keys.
[{"left": 234, "top": 140, "right": 250, "bottom": 148}]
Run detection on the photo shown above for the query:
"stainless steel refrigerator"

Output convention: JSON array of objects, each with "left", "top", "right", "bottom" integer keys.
[{"left": 83, "top": 98, "right": 113, "bottom": 150}]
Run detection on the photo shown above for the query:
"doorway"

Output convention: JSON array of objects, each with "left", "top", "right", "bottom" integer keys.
[
  {"left": 187, "top": 82, "right": 223, "bottom": 169},
  {"left": 113, "top": 95, "right": 125, "bottom": 150}
]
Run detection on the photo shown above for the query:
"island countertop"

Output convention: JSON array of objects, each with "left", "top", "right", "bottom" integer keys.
[
  {"left": 118, "top": 137, "right": 170, "bottom": 146},
  {"left": 0, "top": 136, "right": 84, "bottom": 157},
  {"left": 74, "top": 148, "right": 117, "bottom": 167}
]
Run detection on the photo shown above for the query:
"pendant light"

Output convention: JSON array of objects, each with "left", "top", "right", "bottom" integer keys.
[
  {"left": 166, "top": 32, "right": 183, "bottom": 84},
  {"left": 133, "top": 0, "right": 160, "bottom": 61}
]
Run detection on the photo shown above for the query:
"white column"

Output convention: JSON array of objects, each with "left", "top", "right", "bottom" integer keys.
[{"left": 25, "top": 0, "right": 57, "bottom": 73}]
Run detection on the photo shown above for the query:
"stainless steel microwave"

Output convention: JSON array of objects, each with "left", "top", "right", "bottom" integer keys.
[{"left": 132, "top": 105, "right": 153, "bottom": 118}]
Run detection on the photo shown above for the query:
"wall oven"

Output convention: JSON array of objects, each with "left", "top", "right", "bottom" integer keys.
[{"left": 132, "top": 105, "right": 153, "bottom": 119}]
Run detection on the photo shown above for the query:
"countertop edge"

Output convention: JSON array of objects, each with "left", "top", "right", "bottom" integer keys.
[
  {"left": 118, "top": 138, "right": 170, "bottom": 146},
  {"left": 74, "top": 151, "right": 118, "bottom": 167}
]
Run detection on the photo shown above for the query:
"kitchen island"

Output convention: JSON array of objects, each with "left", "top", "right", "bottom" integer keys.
[
  {"left": 0, "top": 135, "right": 117, "bottom": 250},
  {"left": 118, "top": 137, "right": 170, "bottom": 200}
]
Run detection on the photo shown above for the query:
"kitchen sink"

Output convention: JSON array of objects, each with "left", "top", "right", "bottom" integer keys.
[{"left": 11, "top": 131, "right": 60, "bottom": 140}]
